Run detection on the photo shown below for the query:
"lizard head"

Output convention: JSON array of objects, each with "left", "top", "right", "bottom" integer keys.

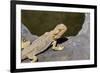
[
  {"left": 54, "top": 24, "right": 67, "bottom": 31},
  {"left": 51, "top": 24, "right": 67, "bottom": 39}
]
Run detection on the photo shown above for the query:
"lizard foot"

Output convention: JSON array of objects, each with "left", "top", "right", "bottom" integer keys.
[
  {"left": 27, "top": 54, "right": 38, "bottom": 63},
  {"left": 51, "top": 40, "right": 64, "bottom": 51},
  {"left": 31, "top": 56, "right": 38, "bottom": 63},
  {"left": 52, "top": 45, "right": 64, "bottom": 51}
]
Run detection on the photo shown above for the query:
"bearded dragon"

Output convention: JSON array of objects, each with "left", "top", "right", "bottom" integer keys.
[{"left": 21, "top": 24, "right": 67, "bottom": 62}]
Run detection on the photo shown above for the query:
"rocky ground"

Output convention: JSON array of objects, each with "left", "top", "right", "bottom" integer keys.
[{"left": 21, "top": 13, "right": 90, "bottom": 62}]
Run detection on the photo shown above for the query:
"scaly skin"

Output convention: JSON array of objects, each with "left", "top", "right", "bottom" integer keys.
[{"left": 21, "top": 24, "right": 67, "bottom": 62}]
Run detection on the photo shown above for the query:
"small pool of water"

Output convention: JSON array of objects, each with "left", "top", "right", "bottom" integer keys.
[{"left": 21, "top": 10, "right": 85, "bottom": 37}]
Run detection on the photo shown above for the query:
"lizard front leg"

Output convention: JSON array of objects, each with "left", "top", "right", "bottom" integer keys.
[{"left": 51, "top": 40, "right": 64, "bottom": 51}]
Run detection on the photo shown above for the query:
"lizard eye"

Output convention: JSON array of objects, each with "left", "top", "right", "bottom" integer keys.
[
  {"left": 23, "top": 39, "right": 27, "bottom": 42},
  {"left": 58, "top": 29, "right": 62, "bottom": 31}
]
